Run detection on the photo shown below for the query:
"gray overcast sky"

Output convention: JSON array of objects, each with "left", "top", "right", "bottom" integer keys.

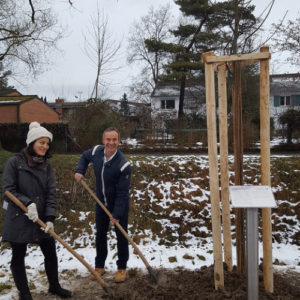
[{"left": 12, "top": 0, "right": 300, "bottom": 102}]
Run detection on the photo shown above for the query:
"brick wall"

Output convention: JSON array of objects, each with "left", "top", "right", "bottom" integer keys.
[
  {"left": 0, "top": 105, "right": 18, "bottom": 122},
  {"left": 20, "top": 98, "right": 59, "bottom": 123}
]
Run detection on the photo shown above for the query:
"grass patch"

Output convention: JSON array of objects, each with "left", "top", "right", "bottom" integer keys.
[
  {"left": 0, "top": 151, "right": 299, "bottom": 248},
  {"left": 0, "top": 282, "right": 12, "bottom": 293},
  {"left": 168, "top": 256, "right": 177, "bottom": 263}
]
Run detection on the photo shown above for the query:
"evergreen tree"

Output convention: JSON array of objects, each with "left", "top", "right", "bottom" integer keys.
[
  {"left": 279, "top": 109, "right": 300, "bottom": 144},
  {"left": 0, "top": 63, "right": 12, "bottom": 89},
  {"left": 145, "top": 0, "right": 259, "bottom": 124},
  {"left": 120, "top": 93, "right": 130, "bottom": 116}
]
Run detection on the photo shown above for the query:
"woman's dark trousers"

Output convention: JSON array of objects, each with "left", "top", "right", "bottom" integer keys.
[{"left": 10, "top": 238, "right": 59, "bottom": 297}]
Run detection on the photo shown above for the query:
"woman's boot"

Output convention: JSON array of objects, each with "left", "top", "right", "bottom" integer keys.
[{"left": 11, "top": 263, "right": 32, "bottom": 300}]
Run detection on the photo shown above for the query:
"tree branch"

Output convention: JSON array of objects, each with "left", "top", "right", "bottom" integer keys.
[{"left": 28, "top": 0, "right": 35, "bottom": 23}]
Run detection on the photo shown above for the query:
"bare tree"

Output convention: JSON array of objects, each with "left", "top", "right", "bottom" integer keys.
[
  {"left": 127, "top": 4, "right": 174, "bottom": 101},
  {"left": 0, "top": 0, "right": 64, "bottom": 78},
  {"left": 83, "top": 3, "right": 121, "bottom": 100},
  {"left": 271, "top": 17, "right": 300, "bottom": 66}
]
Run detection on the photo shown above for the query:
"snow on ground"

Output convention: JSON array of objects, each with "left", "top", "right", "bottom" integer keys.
[
  {"left": 0, "top": 154, "right": 299, "bottom": 299},
  {"left": 256, "top": 137, "right": 300, "bottom": 147},
  {"left": 1, "top": 228, "right": 299, "bottom": 299}
]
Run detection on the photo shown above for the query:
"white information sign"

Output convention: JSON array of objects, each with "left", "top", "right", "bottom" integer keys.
[{"left": 229, "top": 185, "right": 277, "bottom": 208}]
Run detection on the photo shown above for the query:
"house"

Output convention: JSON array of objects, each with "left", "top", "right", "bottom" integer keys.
[
  {"left": 104, "top": 99, "right": 150, "bottom": 117},
  {"left": 150, "top": 81, "right": 206, "bottom": 127},
  {"left": 0, "top": 94, "right": 59, "bottom": 123},
  {"left": 270, "top": 73, "right": 300, "bottom": 129},
  {"left": 47, "top": 98, "right": 88, "bottom": 121},
  {"left": 151, "top": 75, "right": 300, "bottom": 130}
]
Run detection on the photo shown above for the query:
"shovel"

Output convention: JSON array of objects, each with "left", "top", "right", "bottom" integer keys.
[
  {"left": 4, "top": 190, "right": 115, "bottom": 299},
  {"left": 80, "top": 180, "right": 159, "bottom": 283}
]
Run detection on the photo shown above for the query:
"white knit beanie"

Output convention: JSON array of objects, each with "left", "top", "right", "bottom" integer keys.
[{"left": 26, "top": 122, "right": 53, "bottom": 146}]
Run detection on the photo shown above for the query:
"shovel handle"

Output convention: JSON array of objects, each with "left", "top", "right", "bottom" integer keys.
[
  {"left": 80, "top": 180, "right": 158, "bottom": 283},
  {"left": 4, "top": 191, "right": 111, "bottom": 293}
]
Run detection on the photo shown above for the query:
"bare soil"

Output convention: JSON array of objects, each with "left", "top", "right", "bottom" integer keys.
[{"left": 30, "top": 265, "right": 300, "bottom": 300}]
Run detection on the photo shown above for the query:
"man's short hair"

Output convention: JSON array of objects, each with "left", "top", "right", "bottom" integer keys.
[{"left": 102, "top": 127, "right": 120, "bottom": 141}]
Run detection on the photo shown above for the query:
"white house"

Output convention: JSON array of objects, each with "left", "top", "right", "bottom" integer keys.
[
  {"left": 150, "top": 81, "right": 206, "bottom": 127},
  {"left": 151, "top": 74, "right": 300, "bottom": 130},
  {"left": 270, "top": 73, "right": 300, "bottom": 129}
]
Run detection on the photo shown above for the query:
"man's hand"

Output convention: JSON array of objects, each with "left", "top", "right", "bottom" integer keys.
[
  {"left": 74, "top": 173, "right": 84, "bottom": 182},
  {"left": 110, "top": 218, "right": 119, "bottom": 225},
  {"left": 26, "top": 203, "right": 38, "bottom": 222}
]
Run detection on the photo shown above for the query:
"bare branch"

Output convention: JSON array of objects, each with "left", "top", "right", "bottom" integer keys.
[
  {"left": 253, "top": 11, "right": 288, "bottom": 52},
  {"left": 83, "top": 2, "right": 121, "bottom": 100},
  {"left": 241, "top": 0, "right": 275, "bottom": 52},
  {"left": 0, "top": 0, "right": 64, "bottom": 78},
  {"left": 28, "top": 0, "right": 35, "bottom": 23}
]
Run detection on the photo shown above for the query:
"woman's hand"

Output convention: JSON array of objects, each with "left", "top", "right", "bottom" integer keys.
[
  {"left": 26, "top": 203, "right": 38, "bottom": 222},
  {"left": 44, "top": 221, "right": 54, "bottom": 233}
]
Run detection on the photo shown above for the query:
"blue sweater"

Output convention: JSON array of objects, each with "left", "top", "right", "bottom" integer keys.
[{"left": 75, "top": 145, "right": 131, "bottom": 219}]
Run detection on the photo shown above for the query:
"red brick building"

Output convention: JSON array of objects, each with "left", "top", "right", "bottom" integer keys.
[{"left": 0, "top": 95, "right": 59, "bottom": 123}]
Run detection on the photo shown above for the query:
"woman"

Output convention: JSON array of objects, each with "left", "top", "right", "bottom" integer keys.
[{"left": 2, "top": 122, "right": 72, "bottom": 300}]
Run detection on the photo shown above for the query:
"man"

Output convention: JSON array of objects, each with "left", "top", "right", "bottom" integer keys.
[{"left": 74, "top": 127, "right": 131, "bottom": 283}]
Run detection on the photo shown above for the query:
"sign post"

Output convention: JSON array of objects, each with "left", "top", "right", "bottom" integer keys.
[{"left": 229, "top": 186, "right": 276, "bottom": 300}]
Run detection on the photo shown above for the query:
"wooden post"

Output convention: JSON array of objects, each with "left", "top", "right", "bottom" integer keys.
[
  {"left": 203, "top": 52, "right": 224, "bottom": 290},
  {"left": 260, "top": 45, "right": 273, "bottom": 293},
  {"left": 217, "top": 64, "right": 233, "bottom": 271},
  {"left": 232, "top": 61, "right": 245, "bottom": 275}
]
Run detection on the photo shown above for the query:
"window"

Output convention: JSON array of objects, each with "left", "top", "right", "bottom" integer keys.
[
  {"left": 277, "top": 96, "right": 291, "bottom": 106},
  {"left": 161, "top": 99, "right": 175, "bottom": 109}
]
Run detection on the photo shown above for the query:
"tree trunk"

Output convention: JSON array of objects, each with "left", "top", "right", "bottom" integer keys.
[
  {"left": 178, "top": 75, "right": 186, "bottom": 126},
  {"left": 232, "top": 61, "right": 245, "bottom": 275}
]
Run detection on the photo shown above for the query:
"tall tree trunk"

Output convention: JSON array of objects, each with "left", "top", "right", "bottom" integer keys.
[
  {"left": 178, "top": 75, "right": 186, "bottom": 126},
  {"left": 177, "top": 13, "right": 208, "bottom": 123}
]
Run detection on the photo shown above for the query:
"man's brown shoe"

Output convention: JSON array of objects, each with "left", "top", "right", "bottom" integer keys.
[
  {"left": 90, "top": 268, "right": 105, "bottom": 280},
  {"left": 115, "top": 269, "right": 126, "bottom": 283}
]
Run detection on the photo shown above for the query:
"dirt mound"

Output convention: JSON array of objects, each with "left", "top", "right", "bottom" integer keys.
[
  {"left": 112, "top": 266, "right": 300, "bottom": 300},
  {"left": 31, "top": 265, "right": 300, "bottom": 299}
]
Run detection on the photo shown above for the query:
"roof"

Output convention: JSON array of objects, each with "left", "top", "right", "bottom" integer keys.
[
  {"left": 151, "top": 84, "right": 205, "bottom": 99},
  {"left": 0, "top": 95, "right": 39, "bottom": 105},
  {"left": 104, "top": 99, "right": 149, "bottom": 107},
  {"left": 48, "top": 101, "right": 87, "bottom": 109},
  {"left": 270, "top": 73, "right": 300, "bottom": 95},
  {"left": 0, "top": 88, "right": 21, "bottom": 96}
]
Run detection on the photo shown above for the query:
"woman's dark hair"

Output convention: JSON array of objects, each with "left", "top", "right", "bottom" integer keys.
[{"left": 28, "top": 140, "right": 52, "bottom": 158}]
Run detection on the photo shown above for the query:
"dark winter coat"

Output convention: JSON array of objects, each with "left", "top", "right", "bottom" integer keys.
[
  {"left": 2, "top": 150, "right": 56, "bottom": 243},
  {"left": 75, "top": 145, "right": 131, "bottom": 219}
]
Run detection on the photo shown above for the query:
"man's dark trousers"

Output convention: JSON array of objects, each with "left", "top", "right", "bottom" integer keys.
[{"left": 95, "top": 204, "right": 129, "bottom": 269}]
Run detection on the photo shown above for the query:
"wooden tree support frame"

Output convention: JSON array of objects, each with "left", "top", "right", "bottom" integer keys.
[{"left": 202, "top": 46, "right": 273, "bottom": 293}]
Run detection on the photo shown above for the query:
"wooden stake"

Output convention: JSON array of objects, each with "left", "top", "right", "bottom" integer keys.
[
  {"left": 203, "top": 52, "right": 270, "bottom": 64},
  {"left": 217, "top": 64, "right": 233, "bottom": 271},
  {"left": 260, "top": 45, "right": 273, "bottom": 293},
  {"left": 203, "top": 52, "right": 224, "bottom": 290}
]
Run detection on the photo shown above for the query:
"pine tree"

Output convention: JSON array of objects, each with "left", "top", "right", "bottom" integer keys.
[
  {"left": 120, "top": 93, "right": 130, "bottom": 116},
  {"left": 145, "top": 0, "right": 258, "bottom": 124}
]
